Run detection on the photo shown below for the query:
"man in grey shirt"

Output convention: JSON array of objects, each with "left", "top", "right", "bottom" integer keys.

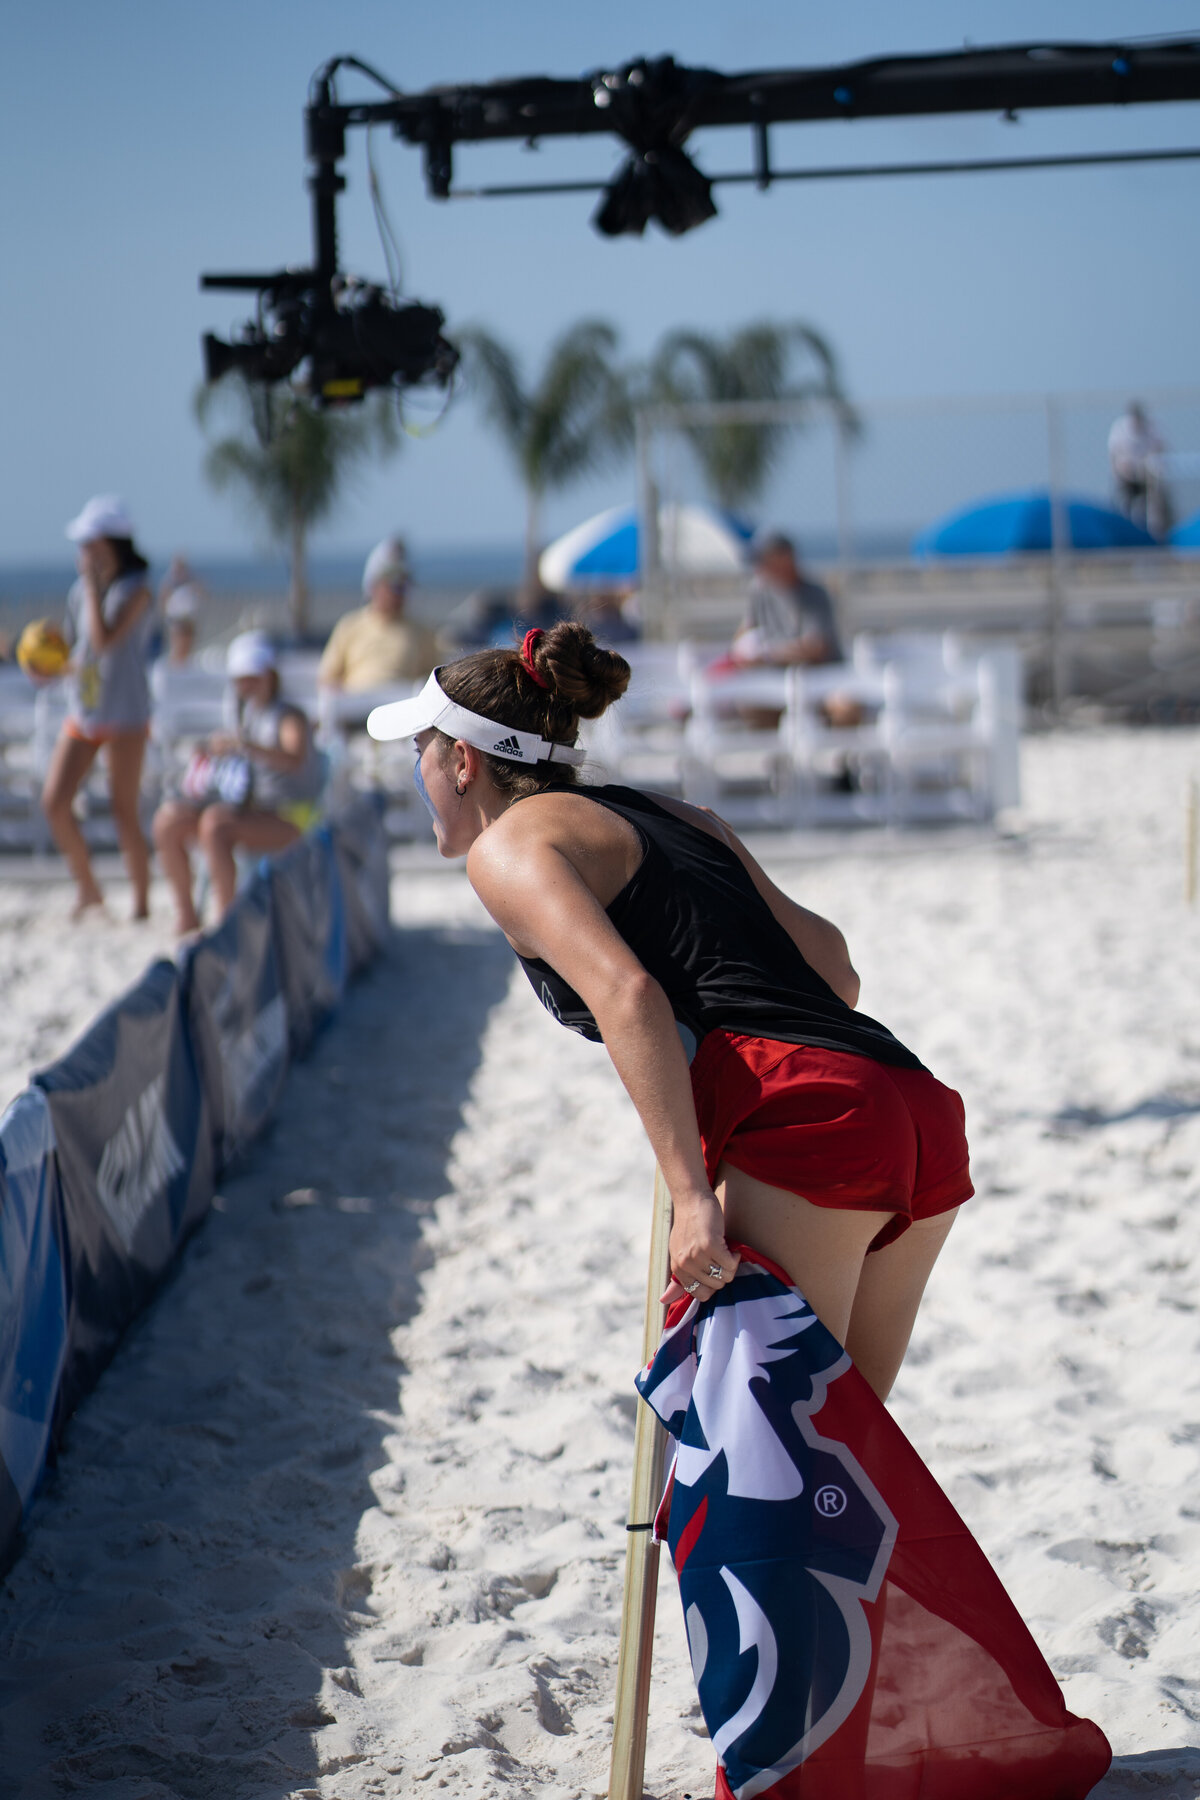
[{"left": 735, "top": 531, "right": 843, "bottom": 666}]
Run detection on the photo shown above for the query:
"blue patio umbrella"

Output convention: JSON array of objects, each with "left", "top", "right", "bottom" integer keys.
[
  {"left": 1170, "top": 510, "right": 1200, "bottom": 550},
  {"left": 913, "top": 490, "right": 1157, "bottom": 557},
  {"left": 538, "top": 503, "right": 754, "bottom": 590}
]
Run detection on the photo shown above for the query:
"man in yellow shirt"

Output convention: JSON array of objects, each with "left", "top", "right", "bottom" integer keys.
[{"left": 318, "top": 538, "right": 438, "bottom": 693}]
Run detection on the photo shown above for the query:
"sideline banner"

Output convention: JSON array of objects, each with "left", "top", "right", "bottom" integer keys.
[
  {"left": 269, "top": 826, "right": 348, "bottom": 1057},
  {"left": 0, "top": 1088, "right": 67, "bottom": 1563},
  {"left": 1, "top": 805, "right": 388, "bottom": 1568},
  {"left": 36, "top": 960, "right": 214, "bottom": 1426},
  {"left": 182, "top": 872, "right": 288, "bottom": 1169},
  {"left": 333, "top": 794, "right": 390, "bottom": 973}
]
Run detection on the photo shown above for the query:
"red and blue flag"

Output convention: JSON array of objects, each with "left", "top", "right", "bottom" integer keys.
[{"left": 636, "top": 1247, "right": 1111, "bottom": 1799}]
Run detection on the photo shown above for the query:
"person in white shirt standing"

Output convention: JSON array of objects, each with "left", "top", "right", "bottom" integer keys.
[{"left": 1108, "top": 400, "right": 1171, "bottom": 538}]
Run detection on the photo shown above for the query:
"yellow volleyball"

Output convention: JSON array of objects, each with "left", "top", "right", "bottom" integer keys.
[{"left": 16, "top": 619, "right": 70, "bottom": 679}]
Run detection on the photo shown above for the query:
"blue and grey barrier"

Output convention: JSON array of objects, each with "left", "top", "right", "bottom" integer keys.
[{"left": 0, "top": 794, "right": 389, "bottom": 1570}]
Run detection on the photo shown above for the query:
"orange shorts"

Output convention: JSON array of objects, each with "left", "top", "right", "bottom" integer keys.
[
  {"left": 64, "top": 720, "right": 150, "bottom": 746},
  {"left": 690, "top": 1030, "right": 974, "bottom": 1252}
]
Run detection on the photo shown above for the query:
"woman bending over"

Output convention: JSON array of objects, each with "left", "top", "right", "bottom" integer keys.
[{"left": 366, "top": 624, "right": 971, "bottom": 1395}]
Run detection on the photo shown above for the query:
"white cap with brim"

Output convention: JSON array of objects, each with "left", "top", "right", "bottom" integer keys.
[
  {"left": 226, "top": 630, "right": 277, "bottom": 679},
  {"left": 363, "top": 536, "right": 410, "bottom": 595},
  {"left": 66, "top": 494, "right": 135, "bottom": 542},
  {"left": 367, "top": 667, "right": 586, "bottom": 766}
]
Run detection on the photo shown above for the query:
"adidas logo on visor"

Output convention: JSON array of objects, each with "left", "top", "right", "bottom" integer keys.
[{"left": 491, "top": 733, "right": 524, "bottom": 758}]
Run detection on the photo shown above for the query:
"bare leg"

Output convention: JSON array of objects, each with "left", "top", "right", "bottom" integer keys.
[
  {"left": 716, "top": 1161, "right": 891, "bottom": 1352},
  {"left": 197, "top": 806, "right": 300, "bottom": 917},
  {"left": 153, "top": 800, "right": 202, "bottom": 933},
  {"left": 41, "top": 732, "right": 103, "bottom": 914},
  {"left": 105, "top": 732, "right": 151, "bottom": 919},
  {"left": 716, "top": 1162, "right": 958, "bottom": 1401},
  {"left": 844, "top": 1208, "right": 959, "bottom": 1401}
]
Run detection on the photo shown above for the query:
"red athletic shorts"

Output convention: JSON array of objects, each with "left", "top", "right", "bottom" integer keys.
[{"left": 689, "top": 1030, "right": 973, "bottom": 1253}]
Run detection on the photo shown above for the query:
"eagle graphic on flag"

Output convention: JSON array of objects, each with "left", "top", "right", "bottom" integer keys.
[{"left": 636, "top": 1248, "right": 1112, "bottom": 1800}]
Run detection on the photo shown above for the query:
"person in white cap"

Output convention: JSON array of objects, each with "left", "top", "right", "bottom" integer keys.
[
  {"left": 152, "top": 630, "right": 324, "bottom": 933},
  {"left": 317, "top": 536, "right": 438, "bottom": 694},
  {"left": 42, "top": 495, "right": 154, "bottom": 919}
]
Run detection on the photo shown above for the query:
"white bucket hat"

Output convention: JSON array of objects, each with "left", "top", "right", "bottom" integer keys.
[
  {"left": 226, "top": 630, "right": 277, "bottom": 679},
  {"left": 65, "top": 494, "right": 135, "bottom": 543},
  {"left": 366, "top": 667, "right": 585, "bottom": 766}
]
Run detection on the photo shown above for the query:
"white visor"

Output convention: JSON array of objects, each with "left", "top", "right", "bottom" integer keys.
[{"left": 366, "top": 667, "right": 586, "bottom": 766}]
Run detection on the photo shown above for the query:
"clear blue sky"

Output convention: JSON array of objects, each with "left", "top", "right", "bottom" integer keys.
[{"left": 2, "top": 1, "right": 1198, "bottom": 564}]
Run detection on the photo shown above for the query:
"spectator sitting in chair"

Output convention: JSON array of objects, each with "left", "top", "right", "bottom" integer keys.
[
  {"left": 153, "top": 630, "right": 324, "bottom": 934},
  {"left": 733, "top": 531, "right": 844, "bottom": 668},
  {"left": 318, "top": 536, "right": 438, "bottom": 693}
]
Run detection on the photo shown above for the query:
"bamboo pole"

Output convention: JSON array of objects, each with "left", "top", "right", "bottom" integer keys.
[{"left": 608, "top": 1167, "right": 674, "bottom": 1800}]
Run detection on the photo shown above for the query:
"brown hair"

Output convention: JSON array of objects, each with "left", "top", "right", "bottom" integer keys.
[
  {"left": 103, "top": 536, "right": 150, "bottom": 579},
  {"left": 437, "top": 622, "right": 631, "bottom": 798}
]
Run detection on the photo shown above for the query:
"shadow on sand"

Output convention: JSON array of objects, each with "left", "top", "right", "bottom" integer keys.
[
  {"left": 1049, "top": 1091, "right": 1200, "bottom": 1134},
  {"left": 1100, "top": 1746, "right": 1200, "bottom": 1795},
  {"left": 0, "top": 921, "right": 513, "bottom": 1799}
]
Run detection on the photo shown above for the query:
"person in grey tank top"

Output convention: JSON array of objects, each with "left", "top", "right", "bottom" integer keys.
[
  {"left": 41, "top": 495, "right": 153, "bottom": 919},
  {"left": 153, "top": 630, "right": 324, "bottom": 934}
]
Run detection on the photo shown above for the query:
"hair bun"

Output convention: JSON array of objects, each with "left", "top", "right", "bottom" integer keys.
[{"left": 530, "top": 621, "right": 630, "bottom": 719}]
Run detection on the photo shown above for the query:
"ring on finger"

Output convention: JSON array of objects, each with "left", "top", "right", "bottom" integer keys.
[
  {"left": 683, "top": 1278, "right": 701, "bottom": 1294},
  {"left": 706, "top": 1263, "right": 725, "bottom": 1281}
]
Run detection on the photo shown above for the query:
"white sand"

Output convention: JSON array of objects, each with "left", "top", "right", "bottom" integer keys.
[
  {"left": 0, "top": 869, "right": 178, "bottom": 1111},
  {"left": 2, "top": 728, "right": 1200, "bottom": 1798}
]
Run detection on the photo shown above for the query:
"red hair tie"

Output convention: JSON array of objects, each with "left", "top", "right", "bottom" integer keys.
[{"left": 520, "top": 628, "right": 550, "bottom": 689}]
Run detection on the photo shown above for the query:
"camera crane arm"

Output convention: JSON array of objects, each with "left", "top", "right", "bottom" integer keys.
[
  {"left": 201, "top": 37, "right": 1200, "bottom": 397},
  {"left": 307, "top": 37, "right": 1200, "bottom": 237}
]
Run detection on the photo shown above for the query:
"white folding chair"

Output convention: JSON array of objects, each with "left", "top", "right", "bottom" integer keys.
[
  {"left": 781, "top": 665, "right": 891, "bottom": 826},
  {"left": 148, "top": 663, "right": 229, "bottom": 807},
  {"left": 581, "top": 642, "right": 699, "bottom": 794},
  {"left": 681, "top": 662, "right": 791, "bottom": 825},
  {"left": 0, "top": 667, "right": 41, "bottom": 849},
  {"left": 852, "top": 631, "right": 964, "bottom": 680},
  {"left": 878, "top": 661, "right": 995, "bottom": 823},
  {"left": 275, "top": 651, "right": 323, "bottom": 723},
  {"left": 316, "top": 679, "right": 425, "bottom": 836}
]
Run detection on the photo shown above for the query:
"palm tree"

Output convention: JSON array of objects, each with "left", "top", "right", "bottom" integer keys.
[
  {"left": 457, "top": 321, "right": 633, "bottom": 596},
  {"left": 647, "top": 322, "right": 855, "bottom": 513},
  {"left": 195, "top": 376, "right": 402, "bottom": 634}
]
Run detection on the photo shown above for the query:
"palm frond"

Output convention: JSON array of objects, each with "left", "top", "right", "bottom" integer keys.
[
  {"left": 525, "top": 321, "right": 632, "bottom": 492},
  {"left": 455, "top": 328, "right": 529, "bottom": 458},
  {"left": 645, "top": 319, "right": 856, "bottom": 509},
  {"left": 195, "top": 372, "right": 404, "bottom": 551}
]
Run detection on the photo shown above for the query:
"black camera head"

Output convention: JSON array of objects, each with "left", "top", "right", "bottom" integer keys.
[{"left": 200, "top": 269, "right": 458, "bottom": 403}]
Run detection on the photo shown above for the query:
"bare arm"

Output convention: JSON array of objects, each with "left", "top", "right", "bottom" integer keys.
[
  {"left": 231, "top": 710, "right": 310, "bottom": 772},
  {"left": 644, "top": 794, "right": 860, "bottom": 1007},
  {"left": 467, "top": 828, "right": 738, "bottom": 1302}
]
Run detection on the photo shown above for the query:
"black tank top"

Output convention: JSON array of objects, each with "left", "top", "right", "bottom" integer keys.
[{"left": 514, "top": 785, "right": 923, "bottom": 1070}]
